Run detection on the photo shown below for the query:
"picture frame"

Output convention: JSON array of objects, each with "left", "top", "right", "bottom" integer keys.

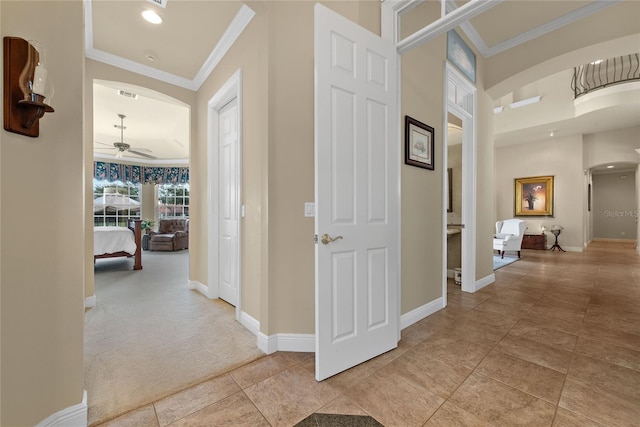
[
  {"left": 405, "top": 116, "right": 434, "bottom": 170},
  {"left": 447, "top": 30, "right": 476, "bottom": 83},
  {"left": 514, "top": 176, "right": 554, "bottom": 217}
]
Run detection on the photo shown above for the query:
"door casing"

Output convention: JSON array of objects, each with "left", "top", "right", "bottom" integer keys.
[{"left": 204, "top": 69, "right": 243, "bottom": 319}]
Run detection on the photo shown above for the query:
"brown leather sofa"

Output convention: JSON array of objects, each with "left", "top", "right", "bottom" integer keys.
[{"left": 148, "top": 219, "right": 189, "bottom": 251}]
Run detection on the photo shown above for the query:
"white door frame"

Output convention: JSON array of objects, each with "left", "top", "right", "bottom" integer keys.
[
  {"left": 443, "top": 63, "right": 477, "bottom": 294},
  {"left": 204, "top": 69, "right": 243, "bottom": 319}
]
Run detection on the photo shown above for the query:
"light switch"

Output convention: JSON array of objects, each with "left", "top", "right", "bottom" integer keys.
[{"left": 304, "top": 202, "right": 315, "bottom": 217}]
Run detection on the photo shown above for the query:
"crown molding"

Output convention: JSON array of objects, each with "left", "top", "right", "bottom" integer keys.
[
  {"left": 449, "top": 0, "right": 621, "bottom": 59},
  {"left": 483, "top": 0, "right": 621, "bottom": 57},
  {"left": 192, "top": 4, "right": 255, "bottom": 90},
  {"left": 84, "top": 0, "right": 255, "bottom": 92}
]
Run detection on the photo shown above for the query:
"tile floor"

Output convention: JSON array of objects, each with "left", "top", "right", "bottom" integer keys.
[{"left": 96, "top": 241, "right": 640, "bottom": 426}]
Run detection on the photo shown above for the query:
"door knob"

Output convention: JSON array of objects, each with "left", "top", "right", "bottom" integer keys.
[{"left": 321, "top": 234, "right": 343, "bottom": 245}]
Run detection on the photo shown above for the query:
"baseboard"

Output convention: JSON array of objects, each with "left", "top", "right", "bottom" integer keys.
[
  {"left": 36, "top": 390, "right": 87, "bottom": 427},
  {"left": 592, "top": 238, "right": 636, "bottom": 243},
  {"left": 475, "top": 273, "right": 495, "bottom": 291},
  {"left": 84, "top": 295, "right": 96, "bottom": 309},
  {"left": 239, "top": 310, "right": 260, "bottom": 336},
  {"left": 254, "top": 299, "right": 448, "bottom": 355},
  {"left": 400, "top": 297, "right": 444, "bottom": 330},
  {"left": 257, "top": 332, "right": 315, "bottom": 354},
  {"left": 189, "top": 280, "right": 210, "bottom": 298}
]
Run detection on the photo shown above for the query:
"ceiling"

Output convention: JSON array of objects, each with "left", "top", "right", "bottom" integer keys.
[{"left": 89, "top": 0, "right": 639, "bottom": 163}]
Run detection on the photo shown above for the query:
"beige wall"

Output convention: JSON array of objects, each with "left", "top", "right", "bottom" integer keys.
[
  {"left": 1, "top": 1, "right": 85, "bottom": 425},
  {"left": 475, "top": 57, "right": 496, "bottom": 281},
  {"left": 495, "top": 135, "right": 585, "bottom": 250},
  {"left": 484, "top": 2, "right": 640, "bottom": 97},
  {"left": 193, "top": 0, "right": 269, "bottom": 326},
  {"left": 400, "top": 18, "right": 446, "bottom": 311}
]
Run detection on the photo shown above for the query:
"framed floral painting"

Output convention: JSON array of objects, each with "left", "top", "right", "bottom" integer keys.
[
  {"left": 514, "top": 176, "right": 554, "bottom": 217},
  {"left": 405, "top": 116, "right": 434, "bottom": 170}
]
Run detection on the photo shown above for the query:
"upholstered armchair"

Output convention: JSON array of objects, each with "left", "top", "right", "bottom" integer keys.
[
  {"left": 493, "top": 219, "right": 526, "bottom": 259},
  {"left": 148, "top": 219, "right": 189, "bottom": 251}
]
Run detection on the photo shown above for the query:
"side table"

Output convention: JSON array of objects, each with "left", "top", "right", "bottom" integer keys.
[
  {"left": 142, "top": 234, "right": 150, "bottom": 251},
  {"left": 549, "top": 229, "right": 565, "bottom": 252}
]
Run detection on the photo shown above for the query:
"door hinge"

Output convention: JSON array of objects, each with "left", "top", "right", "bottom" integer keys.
[{"left": 314, "top": 234, "right": 318, "bottom": 244}]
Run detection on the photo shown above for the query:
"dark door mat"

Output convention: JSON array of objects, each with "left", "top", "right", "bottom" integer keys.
[{"left": 295, "top": 413, "right": 383, "bottom": 426}]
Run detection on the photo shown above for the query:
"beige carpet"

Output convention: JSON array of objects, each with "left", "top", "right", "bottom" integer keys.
[{"left": 85, "top": 250, "right": 265, "bottom": 426}]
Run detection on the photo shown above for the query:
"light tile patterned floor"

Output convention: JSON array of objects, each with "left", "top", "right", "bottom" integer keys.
[{"left": 96, "top": 241, "right": 640, "bottom": 426}]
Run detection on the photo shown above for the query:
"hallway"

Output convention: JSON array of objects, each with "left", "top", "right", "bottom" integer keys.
[{"left": 98, "top": 241, "right": 640, "bottom": 426}]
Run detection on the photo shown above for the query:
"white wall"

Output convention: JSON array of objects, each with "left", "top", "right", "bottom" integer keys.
[{"left": 495, "top": 135, "right": 585, "bottom": 251}]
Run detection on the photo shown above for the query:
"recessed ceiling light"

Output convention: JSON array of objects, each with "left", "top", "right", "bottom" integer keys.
[
  {"left": 590, "top": 59, "right": 603, "bottom": 65},
  {"left": 142, "top": 10, "right": 163, "bottom": 24},
  {"left": 607, "top": 165, "right": 615, "bottom": 169}
]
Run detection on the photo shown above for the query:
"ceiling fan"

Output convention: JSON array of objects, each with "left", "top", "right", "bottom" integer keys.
[{"left": 95, "top": 114, "right": 157, "bottom": 159}]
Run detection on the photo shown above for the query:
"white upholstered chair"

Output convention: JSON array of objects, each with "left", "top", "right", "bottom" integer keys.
[{"left": 493, "top": 219, "right": 526, "bottom": 259}]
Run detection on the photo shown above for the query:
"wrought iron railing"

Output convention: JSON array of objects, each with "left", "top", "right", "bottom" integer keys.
[{"left": 572, "top": 53, "right": 640, "bottom": 98}]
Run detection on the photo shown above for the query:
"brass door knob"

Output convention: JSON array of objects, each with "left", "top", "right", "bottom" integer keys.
[{"left": 320, "top": 234, "right": 343, "bottom": 245}]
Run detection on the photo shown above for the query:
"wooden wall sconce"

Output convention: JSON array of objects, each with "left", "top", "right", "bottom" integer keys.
[{"left": 3, "top": 37, "right": 55, "bottom": 137}]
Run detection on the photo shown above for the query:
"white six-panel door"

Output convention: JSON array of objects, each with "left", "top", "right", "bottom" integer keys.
[
  {"left": 219, "top": 98, "right": 239, "bottom": 306},
  {"left": 314, "top": 3, "right": 399, "bottom": 381}
]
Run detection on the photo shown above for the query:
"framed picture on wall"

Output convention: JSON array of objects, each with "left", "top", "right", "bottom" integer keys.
[
  {"left": 514, "top": 175, "right": 554, "bottom": 217},
  {"left": 405, "top": 116, "right": 435, "bottom": 170}
]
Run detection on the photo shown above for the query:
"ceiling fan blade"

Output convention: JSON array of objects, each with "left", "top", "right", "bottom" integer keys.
[
  {"left": 95, "top": 141, "right": 114, "bottom": 147},
  {"left": 128, "top": 150, "right": 157, "bottom": 159},
  {"left": 95, "top": 147, "right": 116, "bottom": 151},
  {"left": 128, "top": 147, "right": 153, "bottom": 153}
]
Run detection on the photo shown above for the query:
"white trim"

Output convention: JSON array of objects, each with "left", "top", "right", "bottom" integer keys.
[
  {"left": 257, "top": 332, "right": 277, "bottom": 354},
  {"left": 475, "top": 273, "right": 495, "bottom": 292},
  {"left": 188, "top": 280, "right": 212, "bottom": 298},
  {"left": 257, "top": 333, "right": 315, "bottom": 354},
  {"left": 84, "top": 1, "right": 254, "bottom": 91},
  {"left": 396, "top": 0, "right": 501, "bottom": 54},
  {"left": 84, "top": 295, "right": 96, "bottom": 309},
  {"left": 385, "top": 0, "right": 620, "bottom": 59},
  {"left": 36, "top": 390, "right": 87, "bottom": 427},
  {"left": 192, "top": 5, "right": 255, "bottom": 90},
  {"left": 509, "top": 96, "right": 541, "bottom": 109},
  {"left": 482, "top": 0, "right": 620, "bottom": 57},
  {"left": 207, "top": 70, "right": 243, "bottom": 317},
  {"left": 444, "top": 63, "right": 478, "bottom": 295},
  {"left": 239, "top": 310, "right": 260, "bottom": 336},
  {"left": 400, "top": 298, "right": 444, "bottom": 330}
]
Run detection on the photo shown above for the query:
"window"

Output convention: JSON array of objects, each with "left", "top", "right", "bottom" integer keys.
[
  {"left": 158, "top": 183, "right": 189, "bottom": 219},
  {"left": 93, "top": 179, "right": 141, "bottom": 227}
]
